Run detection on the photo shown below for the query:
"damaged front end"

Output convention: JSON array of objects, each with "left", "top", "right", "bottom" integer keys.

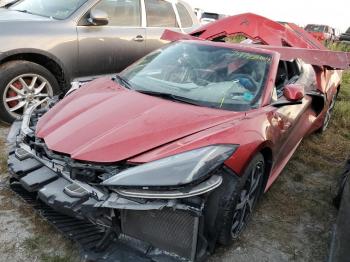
[{"left": 7, "top": 100, "right": 239, "bottom": 262}]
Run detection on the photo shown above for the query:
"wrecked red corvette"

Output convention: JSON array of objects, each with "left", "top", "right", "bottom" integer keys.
[{"left": 7, "top": 13, "right": 350, "bottom": 261}]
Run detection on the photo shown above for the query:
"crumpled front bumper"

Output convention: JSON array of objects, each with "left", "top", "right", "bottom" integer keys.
[
  {"left": 7, "top": 110, "right": 212, "bottom": 262},
  {"left": 8, "top": 146, "right": 206, "bottom": 261}
]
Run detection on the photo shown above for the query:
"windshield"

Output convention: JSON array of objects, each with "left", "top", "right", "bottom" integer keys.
[
  {"left": 10, "top": 0, "right": 88, "bottom": 19},
  {"left": 121, "top": 42, "right": 272, "bottom": 111},
  {"left": 305, "top": 24, "right": 326, "bottom": 33}
]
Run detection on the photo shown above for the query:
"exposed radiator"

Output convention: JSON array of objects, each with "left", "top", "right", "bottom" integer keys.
[{"left": 121, "top": 208, "right": 199, "bottom": 260}]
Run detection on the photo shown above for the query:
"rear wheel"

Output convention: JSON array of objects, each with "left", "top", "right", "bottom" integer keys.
[
  {"left": 321, "top": 92, "right": 337, "bottom": 132},
  {"left": 218, "top": 153, "right": 265, "bottom": 245},
  {"left": 0, "top": 61, "right": 60, "bottom": 124}
]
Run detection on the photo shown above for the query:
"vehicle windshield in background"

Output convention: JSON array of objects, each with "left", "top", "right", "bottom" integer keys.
[
  {"left": 121, "top": 42, "right": 272, "bottom": 111},
  {"left": 9, "top": 0, "right": 88, "bottom": 19},
  {"left": 305, "top": 24, "right": 326, "bottom": 32},
  {"left": 202, "top": 12, "right": 219, "bottom": 20}
]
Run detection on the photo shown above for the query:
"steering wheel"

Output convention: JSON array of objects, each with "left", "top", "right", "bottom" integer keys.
[
  {"left": 230, "top": 74, "right": 259, "bottom": 92},
  {"left": 170, "top": 54, "right": 201, "bottom": 85}
]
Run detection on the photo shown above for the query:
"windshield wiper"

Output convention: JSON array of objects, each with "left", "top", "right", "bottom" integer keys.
[
  {"left": 114, "top": 75, "right": 133, "bottom": 89},
  {"left": 136, "top": 90, "right": 203, "bottom": 107},
  {"left": 12, "top": 9, "right": 52, "bottom": 18},
  {"left": 15, "top": 9, "right": 32, "bottom": 14}
]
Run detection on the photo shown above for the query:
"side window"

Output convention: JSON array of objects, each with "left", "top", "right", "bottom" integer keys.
[
  {"left": 145, "top": 0, "right": 178, "bottom": 27},
  {"left": 286, "top": 60, "right": 300, "bottom": 81},
  {"left": 275, "top": 61, "right": 288, "bottom": 90},
  {"left": 275, "top": 60, "right": 301, "bottom": 97},
  {"left": 93, "top": 0, "right": 141, "bottom": 26},
  {"left": 176, "top": 3, "right": 193, "bottom": 28}
]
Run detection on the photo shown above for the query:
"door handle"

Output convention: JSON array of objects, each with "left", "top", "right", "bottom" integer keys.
[{"left": 133, "top": 35, "right": 144, "bottom": 42}]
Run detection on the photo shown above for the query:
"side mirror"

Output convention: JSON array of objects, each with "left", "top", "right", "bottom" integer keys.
[
  {"left": 88, "top": 9, "right": 109, "bottom": 26},
  {"left": 283, "top": 84, "right": 304, "bottom": 102}
]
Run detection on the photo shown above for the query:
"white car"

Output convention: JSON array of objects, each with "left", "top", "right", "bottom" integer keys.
[{"left": 0, "top": 0, "right": 15, "bottom": 7}]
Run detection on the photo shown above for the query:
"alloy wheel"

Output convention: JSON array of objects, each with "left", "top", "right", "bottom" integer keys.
[
  {"left": 231, "top": 161, "right": 264, "bottom": 239},
  {"left": 3, "top": 74, "right": 53, "bottom": 119}
]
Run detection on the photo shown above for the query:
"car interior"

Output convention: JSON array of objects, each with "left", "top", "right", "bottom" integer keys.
[{"left": 275, "top": 60, "right": 301, "bottom": 97}]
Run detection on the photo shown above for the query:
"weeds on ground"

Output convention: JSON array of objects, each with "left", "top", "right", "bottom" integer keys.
[
  {"left": 40, "top": 254, "right": 74, "bottom": 262},
  {"left": 292, "top": 70, "right": 350, "bottom": 175},
  {"left": 329, "top": 42, "right": 350, "bottom": 52},
  {"left": 23, "top": 235, "right": 47, "bottom": 251},
  {"left": 225, "top": 34, "right": 247, "bottom": 43},
  {"left": 0, "top": 138, "right": 7, "bottom": 176},
  {"left": 23, "top": 235, "right": 77, "bottom": 262}
]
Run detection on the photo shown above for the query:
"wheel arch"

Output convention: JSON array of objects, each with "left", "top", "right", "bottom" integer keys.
[{"left": 0, "top": 49, "right": 71, "bottom": 91}]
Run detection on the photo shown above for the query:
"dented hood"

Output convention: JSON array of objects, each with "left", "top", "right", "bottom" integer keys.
[{"left": 36, "top": 78, "right": 241, "bottom": 163}]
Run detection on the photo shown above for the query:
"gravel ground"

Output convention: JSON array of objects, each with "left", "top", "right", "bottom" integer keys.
[{"left": 0, "top": 125, "right": 340, "bottom": 262}]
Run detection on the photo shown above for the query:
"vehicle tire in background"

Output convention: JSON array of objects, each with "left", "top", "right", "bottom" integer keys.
[
  {"left": 0, "top": 60, "right": 60, "bottom": 124},
  {"left": 333, "top": 159, "right": 350, "bottom": 209},
  {"left": 218, "top": 153, "right": 265, "bottom": 245}
]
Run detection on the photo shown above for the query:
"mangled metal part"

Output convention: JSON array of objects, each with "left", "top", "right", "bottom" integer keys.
[
  {"left": 8, "top": 122, "right": 208, "bottom": 262},
  {"left": 162, "top": 30, "right": 350, "bottom": 70},
  {"left": 189, "top": 13, "right": 325, "bottom": 49},
  {"left": 162, "top": 13, "right": 350, "bottom": 70},
  {"left": 255, "top": 45, "right": 350, "bottom": 70}
]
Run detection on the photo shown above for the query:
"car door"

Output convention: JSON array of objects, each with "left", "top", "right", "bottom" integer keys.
[
  {"left": 77, "top": 0, "right": 146, "bottom": 77},
  {"left": 267, "top": 61, "right": 315, "bottom": 178},
  {"left": 143, "top": 0, "right": 182, "bottom": 53}
]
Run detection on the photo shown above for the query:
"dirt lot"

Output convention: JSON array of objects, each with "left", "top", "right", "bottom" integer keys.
[{"left": 0, "top": 69, "right": 349, "bottom": 262}]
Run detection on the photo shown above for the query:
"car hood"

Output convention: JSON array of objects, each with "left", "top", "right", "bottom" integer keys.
[
  {"left": 36, "top": 78, "right": 243, "bottom": 163},
  {"left": 0, "top": 9, "right": 52, "bottom": 22}
]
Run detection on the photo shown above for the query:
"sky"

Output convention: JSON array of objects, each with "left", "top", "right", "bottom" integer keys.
[{"left": 186, "top": 0, "right": 349, "bottom": 32}]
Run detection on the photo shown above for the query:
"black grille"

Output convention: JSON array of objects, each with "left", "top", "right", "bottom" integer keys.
[
  {"left": 10, "top": 182, "right": 105, "bottom": 249},
  {"left": 121, "top": 209, "right": 199, "bottom": 260}
]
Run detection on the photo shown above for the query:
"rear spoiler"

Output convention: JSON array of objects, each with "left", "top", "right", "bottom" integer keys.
[{"left": 161, "top": 30, "right": 350, "bottom": 70}]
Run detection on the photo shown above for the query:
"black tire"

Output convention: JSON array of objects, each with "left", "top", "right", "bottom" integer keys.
[
  {"left": 320, "top": 92, "right": 337, "bottom": 133},
  {"left": 0, "top": 60, "right": 60, "bottom": 124},
  {"left": 334, "top": 160, "right": 350, "bottom": 209},
  {"left": 334, "top": 175, "right": 348, "bottom": 209},
  {"left": 218, "top": 153, "right": 265, "bottom": 245}
]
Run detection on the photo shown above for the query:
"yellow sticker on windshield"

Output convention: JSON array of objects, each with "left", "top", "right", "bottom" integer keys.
[{"left": 232, "top": 51, "right": 271, "bottom": 62}]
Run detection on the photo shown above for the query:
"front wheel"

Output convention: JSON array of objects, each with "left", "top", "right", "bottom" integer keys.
[
  {"left": 218, "top": 153, "right": 265, "bottom": 245},
  {"left": 0, "top": 60, "right": 60, "bottom": 124}
]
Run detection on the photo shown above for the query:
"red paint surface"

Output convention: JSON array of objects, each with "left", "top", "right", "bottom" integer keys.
[{"left": 36, "top": 14, "right": 346, "bottom": 192}]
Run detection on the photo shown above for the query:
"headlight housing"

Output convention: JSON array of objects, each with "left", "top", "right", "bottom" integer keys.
[{"left": 102, "top": 145, "right": 238, "bottom": 187}]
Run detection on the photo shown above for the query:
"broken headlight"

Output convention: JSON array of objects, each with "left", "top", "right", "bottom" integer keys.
[{"left": 101, "top": 145, "right": 237, "bottom": 187}]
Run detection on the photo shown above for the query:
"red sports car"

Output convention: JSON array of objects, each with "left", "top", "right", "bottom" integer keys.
[{"left": 7, "top": 13, "right": 350, "bottom": 262}]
